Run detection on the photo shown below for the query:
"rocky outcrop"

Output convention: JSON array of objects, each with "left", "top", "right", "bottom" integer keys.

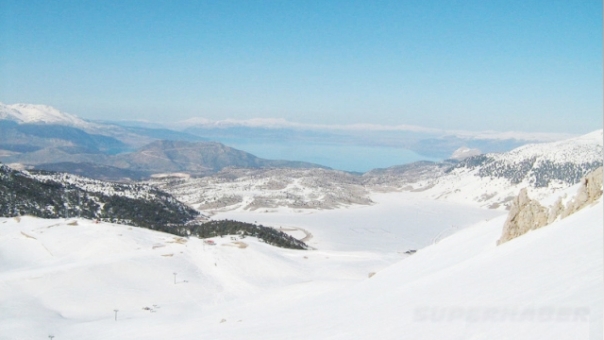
[
  {"left": 498, "top": 167, "right": 603, "bottom": 245},
  {"left": 562, "top": 166, "right": 603, "bottom": 218},
  {"left": 497, "top": 188, "right": 549, "bottom": 244}
]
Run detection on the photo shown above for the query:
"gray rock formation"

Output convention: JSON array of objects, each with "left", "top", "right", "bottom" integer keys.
[
  {"left": 562, "top": 166, "right": 603, "bottom": 218},
  {"left": 497, "top": 188, "right": 549, "bottom": 244},
  {"left": 498, "top": 167, "right": 603, "bottom": 245}
]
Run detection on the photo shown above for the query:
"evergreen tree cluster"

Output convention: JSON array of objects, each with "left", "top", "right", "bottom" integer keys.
[
  {"left": 477, "top": 158, "right": 537, "bottom": 184},
  {"left": 0, "top": 164, "right": 199, "bottom": 228},
  {"left": 190, "top": 220, "right": 308, "bottom": 250},
  {"left": 445, "top": 154, "right": 602, "bottom": 187},
  {"left": 445, "top": 154, "right": 489, "bottom": 172},
  {"left": 530, "top": 160, "right": 603, "bottom": 187},
  {"left": 141, "top": 219, "right": 308, "bottom": 250}
]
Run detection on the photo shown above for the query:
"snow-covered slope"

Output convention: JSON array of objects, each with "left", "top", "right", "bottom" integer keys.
[
  {"left": 0, "top": 216, "right": 394, "bottom": 339},
  {"left": 1, "top": 178, "right": 600, "bottom": 339},
  {"left": 28, "top": 170, "right": 170, "bottom": 201},
  {"left": 201, "top": 194, "right": 601, "bottom": 340},
  {"left": 148, "top": 168, "right": 373, "bottom": 212},
  {"left": 495, "top": 129, "right": 602, "bottom": 164},
  {"left": 421, "top": 129, "right": 603, "bottom": 208}
]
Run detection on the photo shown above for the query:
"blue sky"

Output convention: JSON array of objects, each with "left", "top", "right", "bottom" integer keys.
[{"left": 0, "top": 0, "right": 601, "bottom": 134}]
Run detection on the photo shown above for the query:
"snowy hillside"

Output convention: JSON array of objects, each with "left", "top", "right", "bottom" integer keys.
[
  {"left": 0, "top": 165, "right": 199, "bottom": 228},
  {"left": 200, "top": 189, "right": 602, "bottom": 340},
  {"left": 0, "top": 103, "right": 174, "bottom": 160},
  {"left": 451, "top": 129, "right": 603, "bottom": 185},
  {"left": 421, "top": 129, "right": 603, "bottom": 208},
  {"left": 151, "top": 130, "right": 602, "bottom": 213},
  {"left": 28, "top": 170, "right": 172, "bottom": 201},
  {"left": 492, "top": 129, "right": 602, "bottom": 164},
  {"left": 148, "top": 168, "right": 372, "bottom": 212},
  {"left": 1, "top": 171, "right": 600, "bottom": 339}
]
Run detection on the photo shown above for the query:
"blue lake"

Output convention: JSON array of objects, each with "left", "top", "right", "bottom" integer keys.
[{"left": 225, "top": 142, "right": 440, "bottom": 173}]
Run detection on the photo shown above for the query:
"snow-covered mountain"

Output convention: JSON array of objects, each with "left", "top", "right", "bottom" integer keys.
[
  {"left": 449, "top": 146, "right": 481, "bottom": 160},
  {"left": 0, "top": 103, "right": 205, "bottom": 167},
  {"left": 0, "top": 102, "right": 97, "bottom": 130},
  {"left": 0, "top": 103, "right": 138, "bottom": 164},
  {"left": 422, "top": 129, "right": 603, "bottom": 208}
]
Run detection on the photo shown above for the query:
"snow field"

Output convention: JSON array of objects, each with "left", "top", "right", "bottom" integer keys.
[
  {"left": 0, "top": 184, "right": 601, "bottom": 339},
  {"left": 214, "top": 191, "right": 504, "bottom": 253},
  {"left": 183, "top": 198, "right": 602, "bottom": 340},
  {"left": 0, "top": 216, "right": 391, "bottom": 339}
]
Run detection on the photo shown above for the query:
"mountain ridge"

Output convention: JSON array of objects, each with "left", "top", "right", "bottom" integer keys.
[
  {"left": 151, "top": 130, "right": 603, "bottom": 212},
  {"left": 1, "top": 102, "right": 581, "bottom": 170},
  {"left": 0, "top": 102, "right": 94, "bottom": 128}
]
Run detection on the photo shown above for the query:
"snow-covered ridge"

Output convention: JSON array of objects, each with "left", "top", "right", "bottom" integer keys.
[
  {"left": 486, "top": 129, "right": 603, "bottom": 164},
  {"left": 0, "top": 102, "right": 97, "bottom": 129},
  {"left": 421, "top": 130, "right": 602, "bottom": 209},
  {"left": 447, "top": 129, "right": 603, "bottom": 189}
]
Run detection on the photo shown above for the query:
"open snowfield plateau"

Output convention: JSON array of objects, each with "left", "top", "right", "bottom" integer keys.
[
  {"left": 213, "top": 191, "right": 504, "bottom": 253},
  {"left": 1, "top": 177, "right": 601, "bottom": 339}
]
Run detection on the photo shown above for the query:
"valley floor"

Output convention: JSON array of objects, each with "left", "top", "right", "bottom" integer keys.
[{"left": 213, "top": 191, "right": 504, "bottom": 253}]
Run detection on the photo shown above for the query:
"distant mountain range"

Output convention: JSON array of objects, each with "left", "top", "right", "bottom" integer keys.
[
  {"left": 151, "top": 130, "right": 603, "bottom": 212},
  {"left": 0, "top": 120, "right": 126, "bottom": 155},
  {"left": 118, "top": 140, "right": 327, "bottom": 173},
  {"left": 20, "top": 140, "right": 327, "bottom": 181},
  {"left": 0, "top": 103, "right": 328, "bottom": 180},
  {"left": 1, "top": 102, "right": 579, "bottom": 178},
  {"left": 2, "top": 102, "right": 600, "bottom": 212}
]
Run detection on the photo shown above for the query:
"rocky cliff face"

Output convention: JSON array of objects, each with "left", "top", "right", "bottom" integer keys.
[{"left": 498, "top": 167, "right": 603, "bottom": 244}]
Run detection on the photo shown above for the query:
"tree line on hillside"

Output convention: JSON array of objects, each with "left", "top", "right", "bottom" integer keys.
[
  {"left": 446, "top": 155, "right": 603, "bottom": 187},
  {"left": 152, "top": 220, "right": 308, "bottom": 250},
  {"left": 0, "top": 164, "right": 308, "bottom": 250},
  {"left": 0, "top": 164, "right": 197, "bottom": 227}
]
